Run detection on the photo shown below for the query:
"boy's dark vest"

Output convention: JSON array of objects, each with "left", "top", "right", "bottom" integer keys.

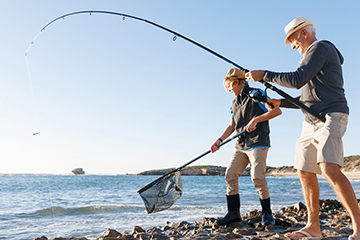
[{"left": 232, "top": 84, "right": 270, "bottom": 150}]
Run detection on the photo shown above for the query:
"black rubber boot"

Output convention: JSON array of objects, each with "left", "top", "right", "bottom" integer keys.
[
  {"left": 216, "top": 194, "right": 241, "bottom": 226},
  {"left": 260, "top": 197, "right": 275, "bottom": 226}
]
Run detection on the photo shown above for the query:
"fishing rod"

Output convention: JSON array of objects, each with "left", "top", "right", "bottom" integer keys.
[
  {"left": 26, "top": 10, "right": 325, "bottom": 123},
  {"left": 26, "top": 10, "right": 246, "bottom": 72}
]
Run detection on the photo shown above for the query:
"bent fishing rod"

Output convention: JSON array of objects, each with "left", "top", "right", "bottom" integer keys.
[{"left": 26, "top": 10, "right": 325, "bottom": 123}]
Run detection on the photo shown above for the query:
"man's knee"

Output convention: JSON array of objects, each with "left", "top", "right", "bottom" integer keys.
[
  {"left": 319, "top": 162, "right": 342, "bottom": 179},
  {"left": 298, "top": 170, "right": 318, "bottom": 184}
]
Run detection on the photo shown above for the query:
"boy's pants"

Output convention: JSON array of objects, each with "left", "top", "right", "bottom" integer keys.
[{"left": 225, "top": 146, "right": 269, "bottom": 199}]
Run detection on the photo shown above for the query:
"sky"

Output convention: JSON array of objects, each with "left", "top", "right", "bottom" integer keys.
[{"left": 1, "top": 0, "right": 360, "bottom": 175}]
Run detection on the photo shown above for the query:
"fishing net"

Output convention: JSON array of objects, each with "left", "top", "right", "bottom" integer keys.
[
  {"left": 138, "top": 170, "right": 183, "bottom": 214},
  {"left": 137, "top": 130, "right": 245, "bottom": 214}
]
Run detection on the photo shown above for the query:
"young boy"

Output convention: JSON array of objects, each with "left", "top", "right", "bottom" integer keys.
[{"left": 210, "top": 68, "right": 281, "bottom": 226}]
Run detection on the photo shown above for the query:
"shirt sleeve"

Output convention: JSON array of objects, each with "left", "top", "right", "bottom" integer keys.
[
  {"left": 257, "top": 102, "right": 268, "bottom": 113},
  {"left": 230, "top": 106, "right": 234, "bottom": 120},
  {"left": 280, "top": 97, "right": 301, "bottom": 109},
  {"left": 263, "top": 42, "right": 329, "bottom": 89},
  {"left": 255, "top": 88, "right": 268, "bottom": 113}
]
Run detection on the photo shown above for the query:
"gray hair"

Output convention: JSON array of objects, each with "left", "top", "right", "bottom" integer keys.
[
  {"left": 305, "top": 25, "right": 316, "bottom": 35},
  {"left": 294, "top": 25, "right": 316, "bottom": 39}
]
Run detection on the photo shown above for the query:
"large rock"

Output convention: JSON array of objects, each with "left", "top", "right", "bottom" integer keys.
[
  {"left": 96, "top": 229, "right": 122, "bottom": 239},
  {"left": 72, "top": 168, "right": 85, "bottom": 175}
]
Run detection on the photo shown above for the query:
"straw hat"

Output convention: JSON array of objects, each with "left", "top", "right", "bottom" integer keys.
[
  {"left": 284, "top": 17, "right": 314, "bottom": 44},
  {"left": 224, "top": 68, "right": 246, "bottom": 80}
]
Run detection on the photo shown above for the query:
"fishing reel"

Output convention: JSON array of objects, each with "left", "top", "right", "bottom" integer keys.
[
  {"left": 248, "top": 89, "right": 268, "bottom": 103},
  {"left": 248, "top": 88, "right": 274, "bottom": 108}
]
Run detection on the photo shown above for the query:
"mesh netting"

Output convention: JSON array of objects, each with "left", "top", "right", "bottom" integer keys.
[{"left": 138, "top": 170, "right": 183, "bottom": 213}]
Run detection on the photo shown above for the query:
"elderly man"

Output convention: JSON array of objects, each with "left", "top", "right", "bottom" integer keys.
[{"left": 246, "top": 17, "right": 360, "bottom": 240}]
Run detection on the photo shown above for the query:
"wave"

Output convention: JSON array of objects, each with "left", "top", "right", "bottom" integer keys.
[
  {"left": 6, "top": 204, "right": 231, "bottom": 221},
  {"left": 2, "top": 201, "right": 291, "bottom": 222},
  {"left": 14, "top": 204, "right": 146, "bottom": 218}
]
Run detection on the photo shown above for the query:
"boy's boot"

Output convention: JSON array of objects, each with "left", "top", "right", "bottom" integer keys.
[
  {"left": 260, "top": 197, "right": 275, "bottom": 226},
  {"left": 216, "top": 194, "right": 241, "bottom": 225}
]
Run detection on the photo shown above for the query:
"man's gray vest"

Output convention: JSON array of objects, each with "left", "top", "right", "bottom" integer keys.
[{"left": 232, "top": 84, "right": 270, "bottom": 150}]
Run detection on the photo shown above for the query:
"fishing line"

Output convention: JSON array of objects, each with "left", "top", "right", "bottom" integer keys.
[
  {"left": 25, "top": 55, "right": 40, "bottom": 135},
  {"left": 25, "top": 34, "right": 59, "bottom": 240}
]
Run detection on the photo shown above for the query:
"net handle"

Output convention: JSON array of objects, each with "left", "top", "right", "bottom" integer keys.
[
  {"left": 177, "top": 129, "right": 246, "bottom": 170},
  {"left": 137, "top": 129, "right": 246, "bottom": 194}
]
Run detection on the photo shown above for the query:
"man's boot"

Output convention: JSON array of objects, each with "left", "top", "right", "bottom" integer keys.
[
  {"left": 216, "top": 194, "right": 241, "bottom": 225},
  {"left": 260, "top": 197, "right": 275, "bottom": 226}
]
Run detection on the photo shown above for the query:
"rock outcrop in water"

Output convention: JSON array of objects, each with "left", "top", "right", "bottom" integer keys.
[
  {"left": 71, "top": 168, "right": 85, "bottom": 175},
  {"left": 35, "top": 198, "right": 360, "bottom": 240}
]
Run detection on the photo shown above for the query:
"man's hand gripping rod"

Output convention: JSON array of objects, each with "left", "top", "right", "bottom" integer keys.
[{"left": 258, "top": 80, "right": 326, "bottom": 123}]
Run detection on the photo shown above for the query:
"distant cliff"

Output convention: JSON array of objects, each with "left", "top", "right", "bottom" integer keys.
[
  {"left": 137, "top": 165, "right": 295, "bottom": 176},
  {"left": 138, "top": 165, "right": 227, "bottom": 176},
  {"left": 137, "top": 155, "right": 360, "bottom": 176},
  {"left": 343, "top": 155, "right": 360, "bottom": 172}
]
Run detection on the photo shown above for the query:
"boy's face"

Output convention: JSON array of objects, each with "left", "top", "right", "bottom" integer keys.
[{"left": 224, "top": 80, "right": 241, "bottom": 96}]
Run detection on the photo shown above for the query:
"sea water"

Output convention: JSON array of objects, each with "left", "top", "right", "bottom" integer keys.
[{"left": 0, "top": 174, "right": 359, "bottom": 239}]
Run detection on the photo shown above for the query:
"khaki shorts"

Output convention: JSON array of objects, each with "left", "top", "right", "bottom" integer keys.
[{"left": 294, "top": 112, "right": 348, "bottom": 174}]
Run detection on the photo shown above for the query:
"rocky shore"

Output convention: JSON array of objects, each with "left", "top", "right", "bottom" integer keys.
[{"left": 35, "top": 198, "right": 360, "bottom": 240}]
